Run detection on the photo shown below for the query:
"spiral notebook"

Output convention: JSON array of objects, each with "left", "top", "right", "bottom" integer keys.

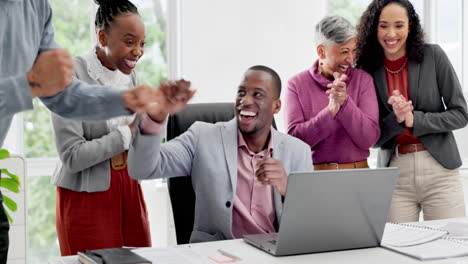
[
  {"left": 380, "top": 223, "right": 468, "bottom": 260},
  {"left": 383, "top": 237, "right": 468, "bottom": 260},
  {"left": 381, "top": 222, "right": 448, "bottom": 247}
]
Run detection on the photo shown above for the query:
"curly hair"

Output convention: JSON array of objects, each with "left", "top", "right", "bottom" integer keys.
[{"left": 355, "top": 0, "right": 425, "bottom": 74}]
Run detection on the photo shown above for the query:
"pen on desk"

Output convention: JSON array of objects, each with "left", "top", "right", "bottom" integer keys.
[{"left": 218, "top": 249, "right": 241, "bottom": 260}]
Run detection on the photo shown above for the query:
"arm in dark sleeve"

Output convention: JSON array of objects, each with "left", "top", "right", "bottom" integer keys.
[
  {"left": 413, "top": 45, "right": 468, "bottom": 136},
  {"left": 38, "top": 2, "right": 132, "bottom": 120},
  {"left": 40, "top": 78, "right": 131, "bottom": 121},
  {"left": 375, "top": 111, "right": 405, "bottom": 148}
]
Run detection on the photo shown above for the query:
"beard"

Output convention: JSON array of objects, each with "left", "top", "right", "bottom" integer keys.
[
  {"left": 240, "top": 126, "right": 259, "bottom": 135},
  {"left": 236, "top": 117, "right": 260, "bottom": 135}
]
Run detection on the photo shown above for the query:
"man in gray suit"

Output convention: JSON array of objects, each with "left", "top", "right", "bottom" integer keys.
[{"left": 128, "top": 66, "right": 313, "bottom": 243}]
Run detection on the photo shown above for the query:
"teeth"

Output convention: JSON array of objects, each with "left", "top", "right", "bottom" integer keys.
[
  {"left": 240, "top": 110, "right": 256, "bottom": 117},
  {"left": 125, "top": 59, "right": 137, "bottom": 67},
  {"left": 386, "top": 40, "right": 397, "bottom": 45},
  {"left": 338, "top": 65, "right": 349, "bottom": 72}
]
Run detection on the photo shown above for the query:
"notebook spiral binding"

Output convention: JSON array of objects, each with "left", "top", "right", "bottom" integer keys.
[
  {"left": 390, "top": 222, "right": 448, "bottom": 233},
  {"left": 440, "top": 236, "right": 468, "bottom": 245}
]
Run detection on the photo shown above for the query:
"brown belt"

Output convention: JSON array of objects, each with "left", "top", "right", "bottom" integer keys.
[
  {"left": 111, "top": 152, "right": 127, "bottom": 170},
  {"left": 397, "top": 143, "right": 426, "bottom": 155},
  {"left": 314, "top": 160, "right": 368, "bottom": 170}
]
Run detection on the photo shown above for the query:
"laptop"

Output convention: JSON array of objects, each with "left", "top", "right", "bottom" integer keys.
[{"left": 243, "top": 167, "right": 399, "bottom": 256}]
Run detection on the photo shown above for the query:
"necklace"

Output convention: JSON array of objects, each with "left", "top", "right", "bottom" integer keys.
[{"left": 384, "top": 58, "right": 408, "bottom": 74}]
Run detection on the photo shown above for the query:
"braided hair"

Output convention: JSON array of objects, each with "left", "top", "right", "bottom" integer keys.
[{"left": 94, "top": 0, "right": 139, "bottom": 32}]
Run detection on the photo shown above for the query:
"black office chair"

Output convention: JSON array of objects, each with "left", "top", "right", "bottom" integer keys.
[
  {"left": 167, "top": 103, "right": 236, "bottom": 244},
  {"left": 166, "top": 102, "right": 277, "bottom": 244}
]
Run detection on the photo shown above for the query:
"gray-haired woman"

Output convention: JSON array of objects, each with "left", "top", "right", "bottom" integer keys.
[{"left": 285, "top": 15, "right": 380, "bottom": 170}]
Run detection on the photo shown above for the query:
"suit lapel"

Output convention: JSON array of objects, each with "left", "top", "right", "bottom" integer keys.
[
  {"left": 374, "top": 65, "right": 392, "bottom": 113},
  {"left": 221, "top": 119, "right": 238, "bottom": 193},
  {"left": 271, "top": 129, "right": 284, "bottom": 160},
  {"left": 408, "top": 60, "right": 420, "bottom": 107},
  {"left": 220, "top": 123, "right": 285, "bottom": 222},
  {"left": 271, "top": 129, "right": 285, "bottom": 222}
]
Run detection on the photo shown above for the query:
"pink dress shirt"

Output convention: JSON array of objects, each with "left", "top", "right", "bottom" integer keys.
[
  {"left": 232, "top": 129, "right": 276, "bottom": 238},
  {"left": 139, "top": 113, "right": 164, "bottom": 134},
  {"left": 140, "top": 114, "right": 278, "bottom": 238}
]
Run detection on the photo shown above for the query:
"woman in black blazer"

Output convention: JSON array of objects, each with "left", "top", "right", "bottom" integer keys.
[{"left": 356, "top": 0, "right": 468, "bottom": 222}]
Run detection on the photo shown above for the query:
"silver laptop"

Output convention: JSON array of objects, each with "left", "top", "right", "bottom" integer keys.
[{"left": 243, "top": 167, "right": 399, "bottom": 256}]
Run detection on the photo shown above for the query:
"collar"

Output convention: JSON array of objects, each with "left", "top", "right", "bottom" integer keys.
[
  {"left": 308, "top": 59, "right": 354, "bottom": 91},
  {"left": 82, "top": 47, "right": 132, "bottom": 91},
  {"left": 237, "top": 127, "right": 274, "bottom": 157}
]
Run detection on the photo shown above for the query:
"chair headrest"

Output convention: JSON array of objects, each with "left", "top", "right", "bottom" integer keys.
[{"left": 167, "top": 103, "right": 235, "bottom": 140}]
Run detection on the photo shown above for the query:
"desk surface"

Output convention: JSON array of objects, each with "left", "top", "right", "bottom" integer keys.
[{"left": 50, "top": 218, "right": 468, "bottom": 264}]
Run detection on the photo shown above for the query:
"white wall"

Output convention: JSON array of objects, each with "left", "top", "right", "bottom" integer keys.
[{"left": 180, "top": 0, "right": 327, "bottom": 131}]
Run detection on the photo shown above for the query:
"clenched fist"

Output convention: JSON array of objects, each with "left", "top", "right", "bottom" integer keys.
[
  {"left": 146, "top": 80, "right": 195, "bottom": 122},
  {"left": 256, "top": 158, "right": 288, "bottom": 196},
  {"left": 121, "top": 84, "right": 156, "bottom": 113},
  {"left": 28, "top": 49, "right": 74, "bottom": 98}
]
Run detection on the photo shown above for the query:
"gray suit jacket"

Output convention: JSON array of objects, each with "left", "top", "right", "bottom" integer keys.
[
  {"left": 51, "top": 56, "right": 138, "bottom": 192},
  {"left": 374, "top": 44, "right": 468, "bottom": 169},
  {"left": 128, "top": 118, "right": 313, "bottom": 243}
]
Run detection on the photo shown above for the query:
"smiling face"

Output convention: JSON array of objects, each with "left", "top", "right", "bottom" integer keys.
[
  {"left": 235, "top": 70, "right": 281, "bottom": 136},
  {"left": 317, "top": 37, "right": 356, "bottom": 78},
  {"left": 377, "top": 3, "right": 410, "bottom": 61},
  {"left": 97, "top": 13, "right": 145, "bottom": 75}
]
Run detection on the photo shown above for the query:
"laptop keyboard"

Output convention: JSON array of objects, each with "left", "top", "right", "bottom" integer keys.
[{"left": 268, "top": 240, "right": 277, "bottom": 245}]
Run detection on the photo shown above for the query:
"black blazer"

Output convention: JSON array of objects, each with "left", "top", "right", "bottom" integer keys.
[{"left": 373, "top": 44, "right": 468, "bottom": 169}]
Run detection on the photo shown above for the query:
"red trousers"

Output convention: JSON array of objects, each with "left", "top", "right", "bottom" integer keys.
[{"left": 56, "top": 164, "right": 151, "bottom": 256}]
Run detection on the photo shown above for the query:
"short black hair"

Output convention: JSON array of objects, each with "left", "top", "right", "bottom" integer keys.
[
  {"left": 247, "top": 65, "right": 282, "bottom": 99},
  {"left": 94, "top": 0, "right": 139, "bottom": 32}
]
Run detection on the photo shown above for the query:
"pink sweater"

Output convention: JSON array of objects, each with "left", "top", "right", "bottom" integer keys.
[{"left": 285, "top": 60, "right": 380, "bottom": 164}]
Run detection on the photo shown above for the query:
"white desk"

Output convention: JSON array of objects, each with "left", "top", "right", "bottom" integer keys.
[{"left": 50, "top": 218, "right": 468, "bottom": 264}]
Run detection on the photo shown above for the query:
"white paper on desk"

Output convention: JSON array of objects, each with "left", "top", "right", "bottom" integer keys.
[
  {"left": 50, "top": 255, "right": 81, "bottom": 264},
  {"left": 132, "top": 247, "right": 210, "bottom": 264},
  {"left": 442, "top": 222, "right": 468, "bottom": 240},
  {"left": 383, "top": 238, "right": 468, "bottom": 260},
  {"left": 381, "top": 223, "right": 447, "bottom": 247}
]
